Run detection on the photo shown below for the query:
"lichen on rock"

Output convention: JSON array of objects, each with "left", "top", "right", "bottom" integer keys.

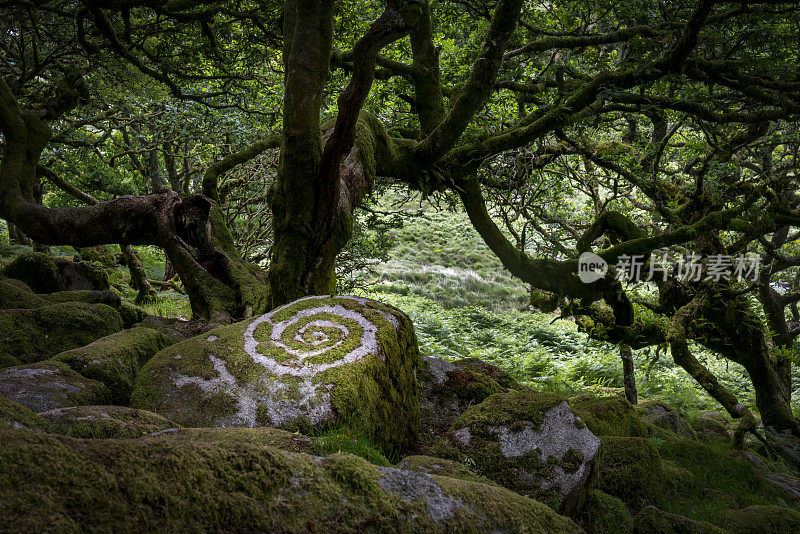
[
  {"left": 131, "top": 295, "right": 420, "bottom": 454},
  {"left": 39, "top": 405, "right": 176, "bottom": 438},
  {"left": 0, "top": 361, "right": 112, "bottom": 413},
  {"left": 449, "top": 390, "right": 600, "bottom": 514}
]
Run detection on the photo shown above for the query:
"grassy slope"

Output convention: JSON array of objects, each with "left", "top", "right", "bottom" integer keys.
[{"left": 353, "top": 192, "right": 799, "bottom": 419}]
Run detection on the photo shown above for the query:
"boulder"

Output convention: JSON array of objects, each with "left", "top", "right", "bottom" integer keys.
[
  {"left": 2, "top": 251, "right": 61, "bottom": 293},
  {"left": 634, "top": 506, "right": 724, "bottom": 534},
  {"left": 54, "top": 327, "right": 171, "bottom": 405},
  {"left": 580, "top": 490, "right": 632, "bottom": 534},
  {"left": 0, "top": 279, "right": 47, "bottom": 310},
  {"left": 132, "top": 296, "right": 420, "bottom": 455},
  {"left": 597, "top": 436, "right": 664, "bottom": 506},
  {"left": 0, "top": 394, "right": 52, "bottom": 432},
  {"left": 75, "top": 246, "right": 117, "bottom": 268},
  {"left": 0, "top": 429, "right": 582, "bottom": 533},
  {"left": 142, "top": 426, "right": 314, "bottom": 454},
  {"left": 0, "top": 302, "right": 124, "bottom": 367},
  {"left": 397, "top": 455, "right": 497, "bottom": 486},
  {"left": 39, "top": 405, "right": 176, "bottom": 438},
  {"left": 42, "top": 289, "right": 121, "bottom": 309},
  {"left": 449, "top": 390, "right": 600, "bottom": 514},
  {"left": 636, "top": 400, "right": 696, "bottom": 439},
  {"left": 118, "top": 301, "right": 150, "bottom": 328},
  {"left": 0, "top": 361, "right": 112, "bottom": 413},
  {"left": 54, "top": 257, "right": 110, "bottom": 291},
  {"left": 417, "top": 354, "right": 525, "bottom": 449},
  {"left": 725, "top": 505, "right": 800, "bottom": 533},
  {"left": 690, "top": 411, "right": 731, "bottom": 441},
  {"left": 569, "top": 394, "right": 648, "bottom": 438}
]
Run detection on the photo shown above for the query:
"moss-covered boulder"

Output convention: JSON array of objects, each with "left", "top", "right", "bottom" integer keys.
[
  {"left": 0, "top": 361, "right": 112, "bottom": 413},
  {"left": 397, "top": 455, "right": 497, "bottom": 486},
  {"left": 42, "top": 289, "right": 121, "bottom": 309},
  {"left": 0, "top": 429, "right": 582, "bottom": 533},
  {"left": 2, "top": 251, "right": 61, "bottom": 293},
  {"left": 0, "top": 302, "right": 124, "bottom": 367},
  {"left": 725, "top": 505, "right": 800, "bottom": 533},
  {"left": 597, "top": 436, "right": 664, "bottom": 506},
  {"left": 75, "top": 246, "right": 118, "bottom": 268},
  {"left": 449, "top": 390, "right": 601, "bottom": 514},
  {"left": 569, "top": 394, "right": 648, "bottom": 438},
  {"left": 131, "top": 296, "right": 420, "bottom": 455},
  {"left": 0, "top": 394, "right": 52, "bottom": 432},
  {"left": 634, "top": 506, "right": 725, "bottom": 534},
  {"left": 118, "top": 301, "right": 150, "bottom": 328},
  {"left": 636, "top": 400, "right": 696, "bottom": 440},
  {"left": 0, "top": 279, "right": 47, "bottom": 310},
  {"left": 39, "top": 405, "right": 176, "bottom": 438},
  {"left": 417, "top": 354, "right": 526, "bottom": 449},
  {"left": 54, "top": 327, "right": 171, "bottom": 405},
  {"left": 690, "top": 411, "right": 731, "bottom": 441},
  {"left": 580, "top": 490, "right": 632, "bottom": 534},
  {"left": 54, "top": 257, "right": 110, "bottom": 291},
  {"left": 142, "top": 426, "right": 314, "bottom": 454}
]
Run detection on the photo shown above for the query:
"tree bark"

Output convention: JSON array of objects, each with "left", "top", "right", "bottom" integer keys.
[{"left": 619, "top": 344, "right": 638, "bottom": 405}]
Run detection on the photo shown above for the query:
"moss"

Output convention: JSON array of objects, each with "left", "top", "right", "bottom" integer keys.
[
  {"left": 597, "top": 436, "right": 664, "bottom": 506},
  {"left": 580, "top": 490, "right": 632, "bottom": 534},
  {"left": 453, "top": 390, "right": 566, "bottom": 434},
  {"left": 397, "top": 455, "right": 497, "bottom": 486},
  {"left": 661, "top": 459, "right": 696, "bottom": 493},
  {"left": 652, "top": 439, "right": 796, "bottom": 528},
  {"left": 2, "top": 252, "right": 61, "bottom": 293},
  {"left": 449, "top": 391, "right": 600, "bottom": 514},
  {"left": 40, "top": 405, "right": 176, "bottom": 438},
  {"left": 117, "top": 301, "right": 150, "bottom": 328},
  {"left": 725, "top": 505, "right": 800, "bottom": 533},
  {"left": 42, "top": 289, "right": 121, "bottom": 309},
  {"left": 54, "top": 327, "right": 171, "bottom": 405},
  {"left": 0, "top": 429, "right": 582, "bottom": 532},
  {"left": 131, "top": 296, "right": 420, "bottom": 456},
  {"left": 0, "top": 394, "right": 52, "bottom": 432},
  {"left": 634, "top": 505, "right": 726, "bottom": 534},
  {"left": 0, "top": 279, "right": 47, "bottom": 309},
  {"left": 0, "top": 361, "right": 112, "bottom": 413},
  {"left": 569, "top": 394, "right": 648, "bottom": 438},
  {"left": 0, "top": 302, "right": 123, "bottom": 366},
  {"left": 142, "top": 426, "right": 314, "bottom": 453},
  {"left": 75, "top": 246, "right": 117, "bottom": 269},
  {"left": 636, "top": 400, "right": 696, "bottom": 440}
]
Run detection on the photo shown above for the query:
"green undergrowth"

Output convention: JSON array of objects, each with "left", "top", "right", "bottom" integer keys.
[
  {"left": 360, "top": 290, "right": 776, "bottom": 416},
  {"left": 310, "top": 425, "right": 392, "bottom": 466},
  {"left": 652, "top": 438, "right": 800, "bottom": 528}
]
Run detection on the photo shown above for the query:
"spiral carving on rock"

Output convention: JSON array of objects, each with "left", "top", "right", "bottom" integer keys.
[
  {"left": 170, "top": 295, "right": 401, "bottom": 428},
  {"left": 244, "top": 296, "right": 386, "bottom": 378}
]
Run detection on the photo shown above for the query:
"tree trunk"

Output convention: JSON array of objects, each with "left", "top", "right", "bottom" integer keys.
[
  {"left": 121, "top": 244, "right": 157, "bottom": 304},
  {"left": 620, "top": 344, "right": 638, "bottom": 405}
]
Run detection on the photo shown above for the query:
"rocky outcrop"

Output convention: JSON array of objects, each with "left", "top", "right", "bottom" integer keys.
[{"left": 0, "top": 429, "right": 582, "bottom": 533}]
